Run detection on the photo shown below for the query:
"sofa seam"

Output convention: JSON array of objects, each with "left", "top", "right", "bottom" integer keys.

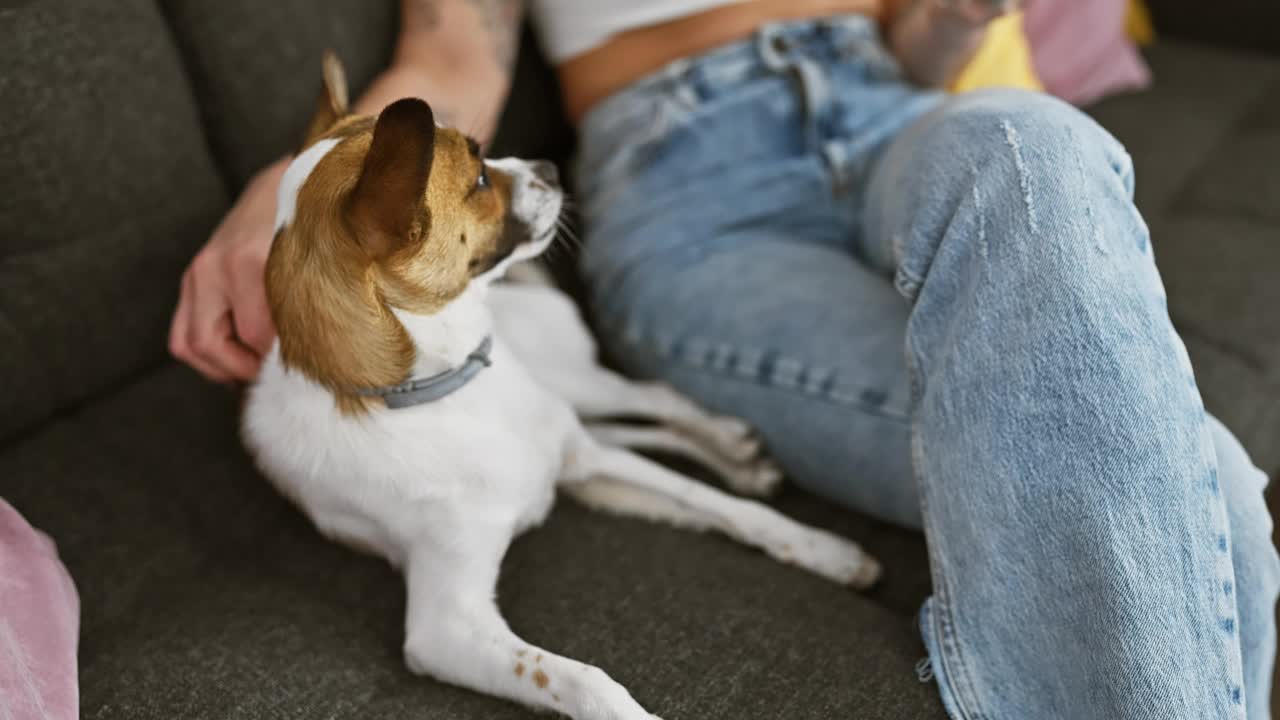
[{"left": 152, "top": 0, "right": 240, "bottom": 198}]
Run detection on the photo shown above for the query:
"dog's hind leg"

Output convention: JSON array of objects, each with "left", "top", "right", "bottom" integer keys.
[
  {"left": 401, "top": 520, "right": 662, "bottom": 720},
  {"left": 563, "top": 477, "right": 717, "bottom": 531},
  {"left": 562, "top": 369, "right": 762, "bottom": 464},
  {"left": 585, "top": 422, "right": 782, "bottom": 498},
  {"left": 491, "top": 283, "right": 765, "bottom": 468},
  {"left": 564, "top": 442, "right": 880, "bottom": 589}
]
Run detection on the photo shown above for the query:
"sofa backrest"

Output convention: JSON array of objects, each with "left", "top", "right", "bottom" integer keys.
[
  {"left": 0, "top": 0, "right": 397, "bottom": 442},
  {"left": 159, "top": 0, "right": 398, "bottom": 191},
  {"left": 1147, "top": 0, "right": 1280, "bottom": 58}
]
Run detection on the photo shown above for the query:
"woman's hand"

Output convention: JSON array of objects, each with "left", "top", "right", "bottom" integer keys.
[
  {"left": 935, "top": 0, "right": 1020, "bottom": 26},
  {"left": 168, "top": 0, "right": 526, "bottom": 385},
  {"left": 169, "top": 159, "right": 287, "bottom": 383},
  {"left": 886, "top": 0, "right": 1020, "bottom": 88}
]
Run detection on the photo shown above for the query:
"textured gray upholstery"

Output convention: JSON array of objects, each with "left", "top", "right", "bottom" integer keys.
[{"left": 0, "top": 1, "right": 1276, "bottom": 716}]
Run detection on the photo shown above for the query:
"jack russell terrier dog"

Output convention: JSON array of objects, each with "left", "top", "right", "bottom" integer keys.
[{"left": 243, "top": 53, "right": 880, "bottom": 720}]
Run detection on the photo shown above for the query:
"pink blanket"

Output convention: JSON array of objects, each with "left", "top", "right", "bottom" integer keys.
[
  {"left": 0, "top": 500, "right": 79, "bottom": 720},
  {"left": 1024, "top": 0, "right": 1152, "bottom": 106}
]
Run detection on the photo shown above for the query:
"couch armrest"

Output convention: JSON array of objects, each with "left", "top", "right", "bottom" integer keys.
[{"left": 1145, "top": 0, "right": 1280, "bottom": 56}]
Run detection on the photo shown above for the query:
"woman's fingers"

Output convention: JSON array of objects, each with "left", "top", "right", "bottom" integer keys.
[
  {"left": 170, "top": 158, "right": 288, "bottom": 383},
  {"left": 210, "top": 313, "right": 263, "bottom": 381},
  {"left": 169, "top": 269, "right": 233, "bottom": 383},
  {"left": 228, "top": 245, "right": 277, "bottom": 356},
  {"left": 186, "top": 257, "right": 262, "bottom": 382}
]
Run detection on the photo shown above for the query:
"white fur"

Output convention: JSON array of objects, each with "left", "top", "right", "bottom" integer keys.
[
  {"left": 245, "top": 156, "right": 879, "bottom": 720},
  {"left": 274, "top": 137, "right": 341, "bottom": 232}
]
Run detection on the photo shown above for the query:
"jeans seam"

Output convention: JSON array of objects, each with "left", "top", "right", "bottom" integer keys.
[
  {"left": 908, "top": 333, "right": 987, "bottom": 720},
  {"left": 931, "top": 581, "right": 986, "bottom": 720},
  {"left": 615, "top": 323, "right": 911, "bottom": 423}
]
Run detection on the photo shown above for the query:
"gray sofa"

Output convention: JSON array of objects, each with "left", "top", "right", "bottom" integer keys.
[{"left": 1, "top": 2, "right": 1277, "bottom": 718}]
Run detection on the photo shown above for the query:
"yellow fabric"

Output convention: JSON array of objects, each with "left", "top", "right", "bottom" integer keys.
[
  {"left": 1127, "top": 0, "right": 1156, "bottom": 46},
  {"left": 950, "top": 11, "right": 1043, "bottom": 93}
]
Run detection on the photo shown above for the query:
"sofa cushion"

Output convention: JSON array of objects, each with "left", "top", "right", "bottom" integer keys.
[
  {"left": 1146, "top": 0, "right": 1280, "bottom": 58},
  {"left": 160, "top": 0, "right": 398, "bottom": 191},
  {"left": 1087, "top": 42, "right": 1280, "bottom": 220},
  {"left": 1, "top": 365, "right": 942, "bottom": 719},
  {"left": 0, "top": 0, "right": 228, "bottom": 442},
  {"left": 160, "top": 2, "right": 577, "bottom": 195},
  {"left": 1179, "top": 77, "right": 1280, "bottom": 226}
]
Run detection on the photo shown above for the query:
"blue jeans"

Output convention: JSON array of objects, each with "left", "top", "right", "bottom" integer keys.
[{"left": 574, "top": 15, "right": 1280, "bottom": 720}]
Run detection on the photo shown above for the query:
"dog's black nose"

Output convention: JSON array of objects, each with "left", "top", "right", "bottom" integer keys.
[{"left": 531, "top": 160, "right": 559, "bottom": 187}]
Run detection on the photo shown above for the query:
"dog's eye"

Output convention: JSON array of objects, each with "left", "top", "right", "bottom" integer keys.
[{"left": 476, "top": 165, "right": 490, "bottom": 190}]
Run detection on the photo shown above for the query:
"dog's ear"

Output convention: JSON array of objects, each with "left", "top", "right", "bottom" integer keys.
[
  {"left": 302, "top": 50, "right": 350, "bottom": 147},
  {"left": 347, "top": 98, "right": 436, "bottom": 258}
]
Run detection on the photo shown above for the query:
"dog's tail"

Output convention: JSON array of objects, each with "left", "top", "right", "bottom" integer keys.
[{"left": 504, "top": 260, "right": 556, "bottom": 287}]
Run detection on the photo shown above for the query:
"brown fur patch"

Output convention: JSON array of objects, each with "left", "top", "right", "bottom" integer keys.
[
  {"left": 266, "top": 143, "right": 415, "bottom": 414},
  {"left": 376, "top": 130, "right": 514, "bottom": 314},
  {"left": 515, "top": 662, "right": 525, "bottom": 677},
  {"left": 318, "top": 115, "right": 374, "bottom": 143},
  {"left": 533, "top": 670, "right": 549, "bottom": 689},
  {"left": 348, "top": 99, "right": 438, "bottom": 259},
  {"left": 266, "top": 80, "right": 516, "bottom": 415}
]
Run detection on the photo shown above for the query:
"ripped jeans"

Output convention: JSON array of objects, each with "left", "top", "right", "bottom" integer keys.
[{"left": 574, "top": 15, "right": 1280, "bottom": 720}]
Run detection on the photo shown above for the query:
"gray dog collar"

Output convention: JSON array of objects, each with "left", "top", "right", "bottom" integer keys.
[{"left": 356, "top": 336, "right": 493, "bottom": 409}]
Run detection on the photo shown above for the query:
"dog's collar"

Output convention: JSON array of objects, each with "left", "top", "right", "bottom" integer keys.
[{"left": 355, "top": 336, "right": 493, "bottom": 409}]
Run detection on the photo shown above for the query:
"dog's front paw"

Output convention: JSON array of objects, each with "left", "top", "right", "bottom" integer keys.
[
  {"left": 694, "top": 419, "right": 785, "bottom": 498},
  {"left": 722, "top": 456, "right": 784, "bottom": 498},
  {"left": 559, "top": 665, "right": 664, "bottom": 720},
  {"left": 699, "top": 415, "right": 758, "bottom": 463}
]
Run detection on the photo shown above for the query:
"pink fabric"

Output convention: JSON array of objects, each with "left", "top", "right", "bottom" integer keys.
[
  {"left": 1024, "top": 0, "right": 1152, "bottom": 106},
  {"left": 0, "top": 500, "right": 79, "bottom": 720}
]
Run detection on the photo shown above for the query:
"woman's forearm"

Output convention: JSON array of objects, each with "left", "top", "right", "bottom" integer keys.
[
  {"left": 356, "top": 0, "right": 525, "bottom": 146},
  {"left": 352, "top": 62, "right": 507, "bottom": 144},
  {"left": 886, "top": 0, "right": 1008, "bottom": 88}
]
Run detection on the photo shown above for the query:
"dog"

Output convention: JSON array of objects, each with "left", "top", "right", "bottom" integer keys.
[{"left": 242, "top": 53, "right": 880, "bottom": 720}]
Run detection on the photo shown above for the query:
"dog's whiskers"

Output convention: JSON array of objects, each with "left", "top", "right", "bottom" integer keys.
[
  {"left": 553, "top": 224, "right": 581, "bottom": 258},
  {"left": 551, "top": 207, "right": 583, "bottom": 257}
]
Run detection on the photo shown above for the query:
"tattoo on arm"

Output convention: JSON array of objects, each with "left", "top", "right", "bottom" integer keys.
[
  {"left": 413, "top": 0, "right": 441, "bottom": 28},
  {"left": 395, "top": 0, "right": 525, "bottom": 140},
  {"left": 473, "top": 0, "right": 523, "bottom": 71},
  {"left": 409, "top": 0, "right": 524, "bottom": 71}
]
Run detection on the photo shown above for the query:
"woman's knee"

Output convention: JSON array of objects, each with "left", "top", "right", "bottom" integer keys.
[
  {"left": 912, "top": 89, "right": 1129, "bottom": 186},
  {"left": 882, "top": 89, "right": 1145, "bottom": 297}
]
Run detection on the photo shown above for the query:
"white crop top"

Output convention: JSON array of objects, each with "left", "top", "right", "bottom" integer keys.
[{"left": 530, "top": 0, "right": 745, "bottom": 63}]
